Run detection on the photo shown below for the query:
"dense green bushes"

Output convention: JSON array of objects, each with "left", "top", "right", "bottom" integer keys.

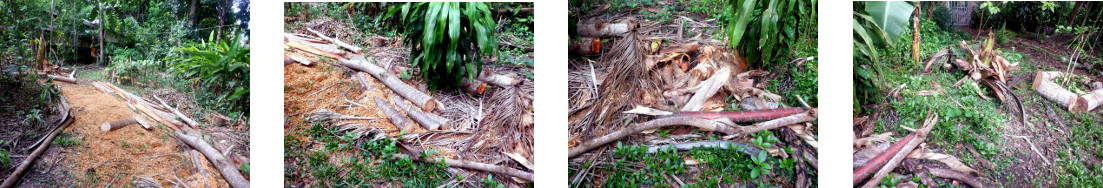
[
  {"left": 724, "top": 0, "right": 817, "bottom": 67},
  {"left": 174, "top": 32, "right": 250, "bottom": 114},
  {"left": 385, "top": 2, "right": 498, "bottom": 90}
]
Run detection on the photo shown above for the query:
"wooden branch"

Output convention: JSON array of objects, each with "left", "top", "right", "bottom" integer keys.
[
  {"left": 373, "top": 97, "right": 416, "bottom": 133},
  {"left": 657, "top": 107, "right": 807, "bottom": 123},
  {"left": 1074, "top": 88, "right": 1103, "bottom": 112},
  {"left": 154, "top": 96, "right": 200, "bottom": 128},
  {"left": 100, "top": 118, "right": 137, "bottom": 131},
  {"left": 392, "top": 153, "right": 533, "bottom": 182},
  {"left": 928, "top": 168, "right": 990, "bottom": 188},
  {"left": 1032, "top": 71, "right": 1079, "bottom": 111},
  {"left": 391, "top": 95, "right": 442, "bottom": 130},
  {"left": 1, "top": 97, "right": 71, "bottom": 188},
  {"left": 340, "top": 58, "right": 440, "bottom": 111},
  {"left": 307, "top": 28, "right": 362, "bottom": 54},
  {"left": 174, "top": 132, "right": 250, "bottom": 188}
]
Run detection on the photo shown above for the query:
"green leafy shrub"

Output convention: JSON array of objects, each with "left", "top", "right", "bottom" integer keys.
[
  {"left": 174, "top": 31, "right": 250, "bottom": 114},
  {"left": 385, "top": 2, "right": 498, "bottom": 90},
  {"left": 929, "top": 5, "right": 952, "bottom": 30},
  {"left": 0, "top": 148, "right": 8, "bottom": 169},
  {"left": 724, "top": 0, "right": 817, "bottom": 67}
]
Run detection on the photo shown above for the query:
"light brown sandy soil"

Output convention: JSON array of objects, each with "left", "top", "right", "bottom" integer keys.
[{"left": 52, "top": 82, "right": 223, "bottom": 187}]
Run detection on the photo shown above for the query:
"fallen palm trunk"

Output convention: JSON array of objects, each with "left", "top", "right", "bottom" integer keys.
[
  {"left": 568, "top": 110, "right": 816, "bottom": 158},
  {"left": 646, "top": 140, "right": 761, "bottom": 156},
  {"left": 340, "top": 58, "right": 440, "bottom": 111},
  {"left": 1032, "top": 71, "right": 1079, "bottom": 111},
  {"left": 577, "top": 21, "right": 631, "bottom": 38},
  {"left": 569, "top": 37, "right": 601, "bottom": 56},
  {"left": 391, "top": 95, "right": 442, "bottom": 130},
  {"left": 478, "top": 70, "right": 520, "bottom": 87},
  {"left": 928, "top": 168, "right": 989, "bottom": 188},
  {"left": 373, "top": 97, "right": 416, "bottom": 133},
  {"left": 1, "top": 97, "right": 71, "bottom": 188},
  {"left": 100, "top": 118, "right": 138, "bottom": 131},
  {"left": 175, "top": 132, "right": 250, "bottom": 188},
  {"left": 392, "top": 153, "right": 533, "bottom": 182},
  {"left": 658, "top": 107, "right": 807, "bottom": 123},
  {"left": 1074, "top": 88, "right": 1103, "bottom": 112},
  {"left": 307, "top": 28, "right": 362, "bottom": 54},
  {"left": 860, "top": 112, "right": 938, "bottom": 188}
]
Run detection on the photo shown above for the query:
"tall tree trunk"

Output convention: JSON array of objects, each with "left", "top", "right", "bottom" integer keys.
[
  {"left": 190, "top": 0, "right": 199, "bottom": 28},
  {"left": 98, "top": 1, "right": 104, "bottom": 66},
  {"left": 1070, "top": 2, "right": 1082, "bottom": 27}
]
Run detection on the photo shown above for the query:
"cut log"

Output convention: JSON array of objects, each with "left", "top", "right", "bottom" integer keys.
[
  {"left": 286, "top": 52, "right": 314, "bottom": 66},
  {"left": 285, "top": 40, "right": 344, "bottom": 59},
  {"left": 373, "top": 97, "right": 416, "bottom": 133},
  {"left": 1032, "top": 71, "right": 1079, "bottom": 111},
  {"left": 174, "top": 132, "right": 250, "bottom": 188},
  {"left": 306, "top": 28, "right": 362, "bottom": 54},
  {"left": 100, "top": 118, "right": 138, "bottom": 131},
  {"left": 391, "top": 95, "right": 442, "bottom": 130},
  {"left": 569, "top": 37, "right": 601, "bottom": 56},
  {"left": 577, "top": 21, "right": 631, "bottom": 38},
  {"left": 134, "top": 115, "right": 152, "bottom": 129},
  {"left": 478, "top": 70, "right": 520, "bottom": 87},
  {"left": 48, "top": 74, "right": 76, "bottom": 83},
  {"left": 461, "top": 79, "right": 488, "bottom": 95},
  {"left": 656, "top": 107, "right": 807, "bottom": 123},
  {"left": 680, "top": 67, "right": 730, "bottom": 111},
  {"left": 392, "top": 153, "right": 533, "bottom": 182},
  {"left": 284, "top": 33, "right": 328, "bottom": 44},
  {"left": 154, "top": 96, "right": 200, "bottom": 128},
  {"left": 340, "top": 58, "right": 440, "bottom": 111},
  {"left": 1074, "top": 88, "right": 1103, "bottom": 112}
]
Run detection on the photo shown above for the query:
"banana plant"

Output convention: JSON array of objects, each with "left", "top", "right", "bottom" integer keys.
[{"left": 383, "top": 2, "right": 498, "bottom": 90}]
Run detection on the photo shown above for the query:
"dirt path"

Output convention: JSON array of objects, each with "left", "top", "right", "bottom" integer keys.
[{"left": 48, "top": 82, "right": 223, "bottom": 187}]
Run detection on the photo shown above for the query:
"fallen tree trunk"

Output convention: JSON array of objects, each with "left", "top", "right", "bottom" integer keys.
[
  {"left": 1074, "top": 88, "right": 1103, "bottom": 112},
  {"left": 646, "top": 140, "right": 761, "bottom": 155},
  {"left": 285, "top": 40, "right": 345, "bottom": 59},
  {"left": 175, "top": 132, "right": 250, "bottom": 188},
  {"left": 860, "top": 112, "right": 938, "bottom": 188},
  {"left": 48, "top": 74, "right": 76, "bottom": 83},
  {"left": 478, "top": 70, "right": 520, "bottom": 87},
  {"left": 391, "top": 95, "right": 442, "bottom": 130},
  {"left": 928, "top": 167, "right": 990, "bottom": 188},
  {"left": 392, "top": 153, "right": 534, "bottom": 182},
  {"left": 577, "top": 21, "right": 631, "bottom": 38},
  {"left": 569, "top": 37, "right": 601, "bottom": 56},
  {"left": 340, "top": 58, "right": 440, "bottom": 111},
  {"left": 373, "top": 97, "right": 416, "bottom": 133},
  {"left": 307, "top": 28, "right": 362, "bottom": 54},
  {"left": 657, "top": 107, "right": 807, "bottom": 123},
  {"left": 1032, "top": 71, "right": 1079, "bottom": 111},
  {"left": 154, "top": 96, "right": 200, "bottom": 128},
  {"left": 568, "top": 110, "right": 816, "bottom": 158},
  {"left": 853, "top": 133, "right": 916, "bottom": 183},
  {"left": 1, "top": 97, "right": 71, "bottom": 188},
  {"left": 100, "top": 118, "right": 138, "bottom": 131}
]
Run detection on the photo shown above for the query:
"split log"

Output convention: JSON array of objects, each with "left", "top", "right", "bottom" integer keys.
[
  {"left": 1032, "top": 71, "right": 1079, "bottom": 111},
  {"left": 1, "top": 97, "right": 71, "bottom": 188},
  {"left": 569, "top": 37, "right": 601, "bottom": 56},
  {"left": 285, "top": 40, "right": 344, "bottom": 59},
  {"left": 680, "top": 67, "right": 731, "bottom": 111},
  {"left": 392, "top": 153, "right": 533, "bottom": 182},
  {"left": 340, "top": 58, "right": 440, "bottom": 111},
  {"left": 284, "top": 33, "right": 328, "bottom": 44},
  {"left": 568, "top": 110, "right": 816, "bottom": 158},
  {"left": 174, "top": 132, "right": 250, "bottom": 188},
  {"left": 860, "top": 112, "right": 938, "bottom": 188},
  {"left": 391, "top": 95, "right": 442, "bottom": 130},
  {"left": 373, "top": 97, "right": 416, "bottom": 133},
  {"left": 100, "top": 118, "right": 138, "bottom": 131},
  {"left": 48, "top": 74, "right": 76, "bottom": 83},
  {"left": 656, "top": 107, "right": 807, "bottom": 123},
  {"left": 577, "top": 21, "right": 631, "bottom": 38},
  {"left": 307, "top": 28, "right": 362, "bottom": 54},
  {"left": 1074, "top": 88, "right": 1103, "bottom": 112}
]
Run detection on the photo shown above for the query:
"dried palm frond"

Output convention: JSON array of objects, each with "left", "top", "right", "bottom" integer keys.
[{"left": 571, "top": 23, "right": 662, "bottom": 141}]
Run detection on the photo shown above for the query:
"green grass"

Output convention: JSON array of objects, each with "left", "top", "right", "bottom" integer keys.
[
  {"left": 285, "top": 120, "right": 452, "bottom": 187},
  {"left": 53, "top": 133, "right": 81, "bottom": 147}
]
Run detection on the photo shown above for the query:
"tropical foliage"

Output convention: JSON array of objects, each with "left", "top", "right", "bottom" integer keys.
[
  {"left": 175, "top": 31, "right": 250, "bottom": 113},
  {"left": 384, "top": 2, "right": 499, "bottom": 90},
  {"left": 724, "top": 0, "right": 817, "bottom": 67}
]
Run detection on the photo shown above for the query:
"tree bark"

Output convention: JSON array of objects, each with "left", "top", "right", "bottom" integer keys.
[
  {"left": 100, "top": 118, "right": 137, "bottom": 131},
  {"left": 48, "top": 74, "right": 76, "bottom": 83},
  {"left": 1032, "top": 71, "right": 1079, "bottom": 111},
  {"left": 477, "top": 70, "right": 520, "bottom": 87},
  {"left": 390, "top": 95, "right": 441, "bottom": 130},
  {"left": 339, "top": 58, "right": 440, "bottom": 111},
  {"left": 175, "top": 132, "right": 250, "bottom": 188},
  {"left": 577, "top": 21, "right": 631, "bottom": 38},
  {"left": 285, "top": 40, "right": 345, "bottom": 59},
  {"left": 373, "top": 97, "right": 416, "bottom": 133},
  {"left": 1075, "top": 88, "right": 1103, "bottom": 112}
]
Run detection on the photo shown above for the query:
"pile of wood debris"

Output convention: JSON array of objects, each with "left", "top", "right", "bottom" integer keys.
[
  {"left": 284, "top": 26, "right": 535, "bottom": 184},
  {"left": 853, "top": 111, "right": 988, "bottom": 188},
  {"left": 567, "top": 17, "right": 818, "bottom": 186}
]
